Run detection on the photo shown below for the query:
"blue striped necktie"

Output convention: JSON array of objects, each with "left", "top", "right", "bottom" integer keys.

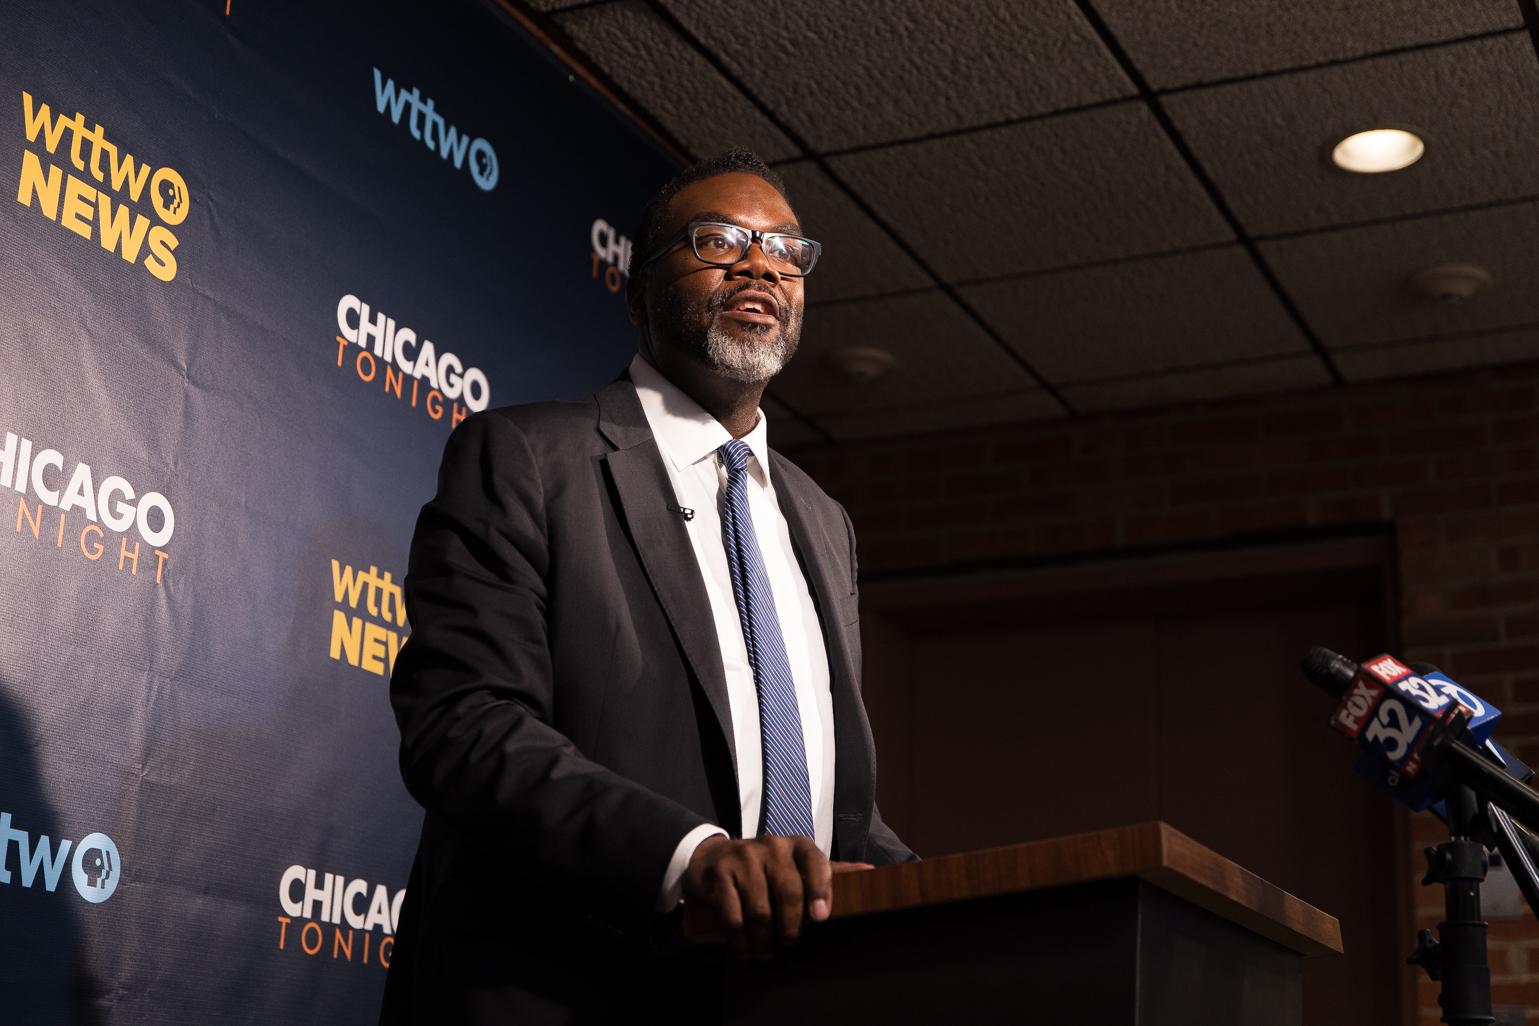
[{"left": 717, "top": 439, "right": 816, "bottom": 840}]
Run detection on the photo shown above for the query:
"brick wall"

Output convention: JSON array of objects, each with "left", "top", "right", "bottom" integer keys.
[{"left": 787, "top": 360, "right": 1539, "bottom": 1023}]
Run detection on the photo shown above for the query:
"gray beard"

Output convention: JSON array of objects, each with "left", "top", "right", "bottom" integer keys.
[
  {"left": 655, "top": 284, "right": 803, "bottom": 385},
  {"left": 703, "top": 320, "right": 795, "bottom": 384}
]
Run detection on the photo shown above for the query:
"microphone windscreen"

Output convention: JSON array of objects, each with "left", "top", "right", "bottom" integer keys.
[{"left": 1301, "top": 646, "right": 1358, "bottom": 697}]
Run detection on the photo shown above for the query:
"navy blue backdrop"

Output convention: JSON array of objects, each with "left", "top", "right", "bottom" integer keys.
[{"left": 0, "top": 1, "right": 675, "bottom": 1022}]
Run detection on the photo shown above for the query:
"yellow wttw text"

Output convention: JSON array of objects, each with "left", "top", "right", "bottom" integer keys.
[
  {"left": 329, "top": 560, "right": 408, "bottom": 678},
  {"left": 14, "top": 91, "right": 187, "bottom": 282}
]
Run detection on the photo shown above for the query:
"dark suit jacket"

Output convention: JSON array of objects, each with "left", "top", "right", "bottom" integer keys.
[{"left": 380, "top": 376, "right": 915, "bottom": 1025}]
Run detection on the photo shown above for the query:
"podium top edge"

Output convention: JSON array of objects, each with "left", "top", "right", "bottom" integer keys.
[{"left": 830, "top": 820, "right": 1343, "bottom": 957}]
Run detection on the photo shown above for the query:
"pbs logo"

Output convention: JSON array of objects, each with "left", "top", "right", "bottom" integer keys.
[
  {"left": 468, "top": 138, "right": 499, "bottom": 192},
  {"left": 71, "top": 832, "right": 121, "bottom": 904}
]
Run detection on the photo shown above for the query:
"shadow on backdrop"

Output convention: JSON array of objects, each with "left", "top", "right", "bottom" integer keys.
[{"left": 0, "top": 678, "right": 106, "bottom": 1025}]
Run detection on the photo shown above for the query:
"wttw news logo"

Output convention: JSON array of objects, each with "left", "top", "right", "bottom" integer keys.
[
  {"left": 0, "top": 811, "right": 120, "bottom": 904},
  {"left": 372, "top": 68, "right": 498, "bottom": 191}
]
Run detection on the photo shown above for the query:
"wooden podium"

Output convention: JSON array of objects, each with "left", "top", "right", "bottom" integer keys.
[{"left": 709, "top": 822, "right": 1343, "bottom": 1025}]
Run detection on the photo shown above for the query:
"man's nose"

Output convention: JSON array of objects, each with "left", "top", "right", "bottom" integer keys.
[{"left": 727, "top": 241, "right": 782, "bottom": 284}]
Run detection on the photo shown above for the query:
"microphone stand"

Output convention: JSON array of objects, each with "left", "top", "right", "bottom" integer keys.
[
  {"left": 1300, "top": 647, "right": 1539, "bottom": 1023},
  {"left": 1407, "top": 714, "right": 1539, "bottom": 1025},
  {"left": 1408, "top": 779, "right": 1495, "bottom": 1026},
  {"left": 1485, "top": 805, "right": 1539, "bottom": 925}
]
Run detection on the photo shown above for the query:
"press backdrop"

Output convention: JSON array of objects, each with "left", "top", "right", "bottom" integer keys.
[{"left": 0, "top": 1, "right": 673, "bottom": 1022}]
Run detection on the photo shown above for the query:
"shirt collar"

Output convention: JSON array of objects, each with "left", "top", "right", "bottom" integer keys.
[{"left": 629, "top": 353, "right": 772, "bottom": 485}]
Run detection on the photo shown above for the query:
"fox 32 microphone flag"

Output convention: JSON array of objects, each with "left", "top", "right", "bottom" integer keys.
[{"left": 0, "top": 1, "right": 673, "bottom": 1022}]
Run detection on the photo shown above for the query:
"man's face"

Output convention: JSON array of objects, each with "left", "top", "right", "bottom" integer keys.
[{"left": 633, "top": 172, "right": 806, "bottom": 385}]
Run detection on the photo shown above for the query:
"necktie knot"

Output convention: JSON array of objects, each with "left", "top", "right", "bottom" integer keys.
[{"left": 718, "top": 438, "right": 752, "bottom": 476}]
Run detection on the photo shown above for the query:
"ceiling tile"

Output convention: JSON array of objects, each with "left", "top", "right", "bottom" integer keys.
[
  {"left": 1334, "top": 328, "right": 1539, "bottom": 381},
  {"left": 1165, "top": 34, "right": 1539, "bottom": 236},
  {"left": 1062, "top": 355, "right": 1331, "bottom": 412},
  {"left": 556, "top": 1, "right": 798, "bottom": 161},
  {"left": 775, "top": 290, "right": 1041, "bottom": 415},
  {"left": 776, "top": 161, "right": 930, "bottom": 302},
  {"left": 760, "top": 393, "right": 824, "bottom": 446},
  {"left": 960, "top": 245, "right": 1309, "bottom": 382},
  {"left": 830, "top": 104, "right": 1234, "bottom": 281},
  {"left": 768, "top": 418, "right": 823, "bottom": 447},
  {"left": 659, "top": 0, "right": 1132, "bottom": 152},
  {"left": 816, "top": 391, "right": 1065, "bottom": 443},
  {"left": 1096, "top": 0, "right": 1521, "bottom": 90},
  {"left": 1261, "top": 200, "right": 1539, "bottom": 348}
]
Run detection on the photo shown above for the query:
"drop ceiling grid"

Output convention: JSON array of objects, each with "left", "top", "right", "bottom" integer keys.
[
  {"left": 759, "top": 392, "right": 825, "bottom": 445},
  {"left": 532, "top": 0, "right": 1539, "bottom": 425},
  {"left": 776, "top": 160, "right": 931, "bottom": 303},
  {"left": 957, "top": 245, "right": 1312, "bottom": 384},
  {"left": 1064, "top": 354, "right": 1332, "bottom": 412},
  {"left": 656, "top": 0, "right": 1136, "bottom": 151},
  {"left": 555, "top": 1, "right": 799, "bottom": 160},
  {"left": 814, "top": 389, "right": 1066, "bottom": 443},
  {"left": 771, "top": 290, "right": 1045, "bottom": 417},
  {"left": 1261, "top": 200, "right": 1539, "bottom": 350},
  {"left": 1091, "top": 0, "right": 1523, "bottom": 90},
  {"left": 1332, "top": 326, "right": 1539, "bottom": 381},
  {"left": 1162, "top": 33, "right": 1539, "bottom": 236},
  {"left": 828, "top": 103, "right": 1237, "bottom": 283}
]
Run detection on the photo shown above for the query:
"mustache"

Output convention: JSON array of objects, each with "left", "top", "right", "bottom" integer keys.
[{"left": 711, "top": 283, "right": 784, "bottom": 316}]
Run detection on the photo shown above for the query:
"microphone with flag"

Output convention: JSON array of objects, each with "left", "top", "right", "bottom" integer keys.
[
  {"left": 1301, "top": 647, "right": 1510, "bottom": 812},
  {"left": 1303, "top": 645, "right": 1539, "bottom": 1019}
]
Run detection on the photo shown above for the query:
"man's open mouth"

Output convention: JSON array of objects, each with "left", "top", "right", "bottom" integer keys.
[{"left": 720, "top": 290, "right": 780, "bottom": 325}]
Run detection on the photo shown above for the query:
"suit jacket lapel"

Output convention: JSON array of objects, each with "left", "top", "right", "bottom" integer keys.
[
  {"left": 597, "top": 380, "right": 740, "bottom": 803},
  {"left": 595, "top": 376, "right": 875, "bottom": 853},
  {"left": 770, "top": 452, "right": 876, "bottom": 860}
]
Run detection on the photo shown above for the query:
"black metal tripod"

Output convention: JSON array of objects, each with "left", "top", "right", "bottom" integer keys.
[
  {"left": 1300, "top": 649, "right": 1539, "bottom": 1024},
  {"left": 1408, "top": 782, "right": 1495, "bottom": 1026}
]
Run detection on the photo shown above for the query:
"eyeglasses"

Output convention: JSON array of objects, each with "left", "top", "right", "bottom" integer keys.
[{"left": 638, "top": 221, "right": 822, "bottom": 277}]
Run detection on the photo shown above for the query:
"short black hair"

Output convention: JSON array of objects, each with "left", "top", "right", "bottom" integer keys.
[{"left": 629, "top": 148, "right": 791, "bottom": 276}]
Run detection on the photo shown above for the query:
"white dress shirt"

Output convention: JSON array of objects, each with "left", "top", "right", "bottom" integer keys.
[{"left": 628, "top": 354, "right": 836, "bottom": 911}]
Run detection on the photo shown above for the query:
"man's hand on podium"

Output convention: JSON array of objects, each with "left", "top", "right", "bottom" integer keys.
[{"left": 683, "top": 835, "right": 871, "bottom": 961}]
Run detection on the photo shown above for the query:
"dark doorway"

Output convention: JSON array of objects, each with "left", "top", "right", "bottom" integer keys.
[{"left": 858, "top": 535, "right": 1406, "bottom": 1025}]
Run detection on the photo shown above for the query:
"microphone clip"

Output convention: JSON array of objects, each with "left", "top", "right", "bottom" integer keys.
[{"left": 667, "top": 503, "right": 695, "bottom": 521}]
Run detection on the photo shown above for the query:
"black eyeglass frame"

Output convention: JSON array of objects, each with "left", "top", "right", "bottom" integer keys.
[{"left": 636, "top": 220, "right": 822, "bottom": 277}]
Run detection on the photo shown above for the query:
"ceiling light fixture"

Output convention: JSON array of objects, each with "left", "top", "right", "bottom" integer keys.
[
  {"left": 1405, "top": 263, "right": 1492, "bottom": 305},
  {"left": 826, "top": 346, "right": 895, "bottom": 384},
  {"left": 1330, "top": 128, "right": 1425, "bottom": 173}
]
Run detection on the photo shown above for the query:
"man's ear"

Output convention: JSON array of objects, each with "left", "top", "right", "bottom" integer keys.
[{"left": 625, "top": 270, "right": 646, "bottom": 328}]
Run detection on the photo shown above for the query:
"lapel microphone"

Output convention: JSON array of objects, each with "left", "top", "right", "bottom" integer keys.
[{"left": 667, "top": 503, "right": 695, "bottom": 521}]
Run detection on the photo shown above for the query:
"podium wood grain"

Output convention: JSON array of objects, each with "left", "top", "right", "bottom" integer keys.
[{"left": 687, "top": 820, "right": 1341, "bottom": 957}]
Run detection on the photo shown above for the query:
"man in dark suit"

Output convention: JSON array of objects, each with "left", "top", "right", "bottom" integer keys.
[{"left": 381, "top": 149, "right": 915, "bottom": 1025}]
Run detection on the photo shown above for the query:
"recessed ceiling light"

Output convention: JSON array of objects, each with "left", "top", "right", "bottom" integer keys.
[{"left": 1331, "top": 128, "right": 1425, "bottom": 173}]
